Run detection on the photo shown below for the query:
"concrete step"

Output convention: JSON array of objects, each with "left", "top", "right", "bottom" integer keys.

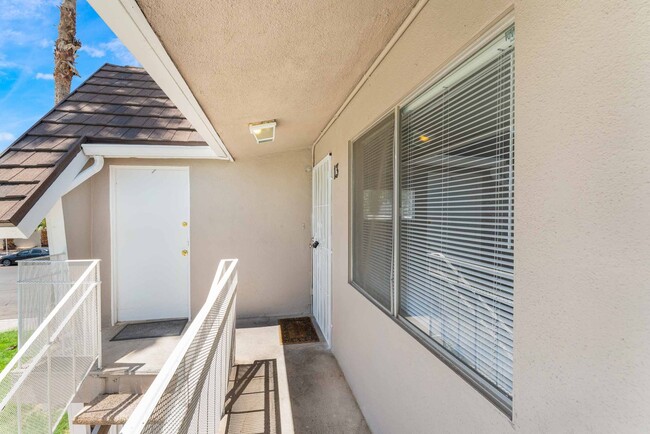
[
  {"left": 73, "top": 393, "right": 142, "bottom": 427},
  {"left": 74, "top": 372, "right": 155, "bottom": 405}
]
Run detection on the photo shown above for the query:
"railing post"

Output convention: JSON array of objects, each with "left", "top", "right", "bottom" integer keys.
[
  {"left": 47, "top": 329, "right": 52, "bottom": 431},
  {"left": 16, "top": 393, "right": 21, "bottom": 434},
  {"left": 72, "top": 312, "right": 77, "bottom": 392},
  {"left": 16, "top": 274, "right": 22, "bottom": 349},
  {"left": 97, "top": 272, "right": 103, "bottom": 370}
]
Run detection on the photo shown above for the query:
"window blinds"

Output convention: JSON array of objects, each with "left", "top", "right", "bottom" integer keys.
[
  {"left": 399, "top": 29, "right": 515, "bottom": 399},
  {"left": 351, "top": 115, "right": 395, "bottom": 310}
]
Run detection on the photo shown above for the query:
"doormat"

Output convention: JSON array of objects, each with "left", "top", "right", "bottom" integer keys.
[
  {"left": 110, "top": 319, "right": 188, "bottom": 341},
  {"left": 278, "top": 317, "right": 319, "bottom": 345}
]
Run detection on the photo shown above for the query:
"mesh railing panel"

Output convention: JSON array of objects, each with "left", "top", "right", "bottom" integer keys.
[
  {"left": 123, "top": 259, "right": 238, "bottom": 434},
  {"left": 0, "top": 260, "right": 101, "bottom": 434},
  {"left": 18, "top": 259, "right": 97, "bottom": 347}
]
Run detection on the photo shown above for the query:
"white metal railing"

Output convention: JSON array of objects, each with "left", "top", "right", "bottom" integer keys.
[
  {"left": 17, "top": 257, "right": 90, "bottom": 347},
  {"left": 122, "top": 259, "right": 238, "bottom": 434},
  {"left": 0, "top": 259, "right": 101, "bottom": 433}
]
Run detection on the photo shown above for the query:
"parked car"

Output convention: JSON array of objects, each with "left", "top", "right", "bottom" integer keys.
[{"left": 0, "top": 248, "right": 49, "bottom": 266}]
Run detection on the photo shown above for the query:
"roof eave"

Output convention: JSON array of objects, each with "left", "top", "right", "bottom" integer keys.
[
  {"left": 0, "top": 151, "right": 89, "bottom": 239},
  {"left": 87, "top": 0, "right": 234, "bottom": 162}
]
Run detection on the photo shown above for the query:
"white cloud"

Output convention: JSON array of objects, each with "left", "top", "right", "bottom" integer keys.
[
  {"left": 0, "top": 53, "right": 20, "bottom": 71},
  {"left": 80, "top": 38, "right": 139, "bottom": 66},
  {"left": 35, "top": 72, "right": 53, "bottom": 80},
  {"left": 38, "top": 38, "right": 54, "bottom": 49},
  {"left": 0, "top": 0, "right": 59, "bottom": 21},
  {"left": 0, "top": 1, "right": 58, "bottom": 50},
  {"left": 0, "top": 132, "right": 15, "bottom": 142},
  {"left": 0, "top": 29, "right": 53, "bottom": 50},
  {"left": 79, "top": 45, "right": 106, "bottom": 58},
  {"left": 104, "top": 39, "right": 138, "bottom": 65},
  {"left": 0, "top": 29, "right": 30, "bottom": 47}
]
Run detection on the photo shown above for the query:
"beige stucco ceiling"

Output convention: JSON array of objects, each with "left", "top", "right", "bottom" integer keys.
[{"left": 136, "top": 0, "right": 419, "bottom": 159}]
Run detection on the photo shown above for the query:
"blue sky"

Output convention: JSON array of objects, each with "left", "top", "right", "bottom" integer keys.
[{"left": 0, "top": 0, "right": 138, "bottom": 150}]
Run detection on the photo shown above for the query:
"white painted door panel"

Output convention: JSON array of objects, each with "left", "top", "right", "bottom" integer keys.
[
  {"left": 312, "top": 155, "right": 332, "bottom": 344},
  {"left": 113, "top": 166, "right": 190, "bottom": 322}
]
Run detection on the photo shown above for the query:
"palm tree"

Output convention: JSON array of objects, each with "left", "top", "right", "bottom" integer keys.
[
  {"left": 38, "top": 219, "right": 48, "bottom": 247},
  {"left": 44, "top": 0, "right": 81, "bottom": 248},
  {"left": 54, "top": 0, "right": 81, "bottom": 104}
]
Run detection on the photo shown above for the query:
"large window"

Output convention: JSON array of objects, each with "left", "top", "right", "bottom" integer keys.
[
  {"left": 351, "top": 114, "right": 395, "bottom": 310},
  {"left": 350, "top": 25, "right": 515, "bottom": 412}
]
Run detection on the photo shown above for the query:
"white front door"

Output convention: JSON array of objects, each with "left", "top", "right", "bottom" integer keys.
[
  {"left": 312, "top": 155, "right": 332, "bottom": 344},
  {"left": 111, "top": 166, "right": 190, "bottom": 323}
]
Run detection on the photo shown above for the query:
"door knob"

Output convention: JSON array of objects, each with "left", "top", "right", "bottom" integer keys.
[
  {"left": 310, "top": 240, "right": 320, "bottom": 248},
  {"left": 181, "top": 249, "right": 188, "bottom": 256}
]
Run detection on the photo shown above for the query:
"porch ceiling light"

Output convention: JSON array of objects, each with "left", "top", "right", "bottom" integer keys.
[{"left": 248, "top": 120, "right": 276, "bottom": 144}]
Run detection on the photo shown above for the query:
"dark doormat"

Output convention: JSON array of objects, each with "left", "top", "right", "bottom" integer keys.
[
  {"left": 278, "top": 317, "right": 319, "bottom": 345},
  {"left": 110, "top": 319, "right": 188, "bottom": 341}
]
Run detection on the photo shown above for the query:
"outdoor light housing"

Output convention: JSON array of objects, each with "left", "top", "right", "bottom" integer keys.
[{"left": 249, "top": 120, "right": 277, "bottom": 144}]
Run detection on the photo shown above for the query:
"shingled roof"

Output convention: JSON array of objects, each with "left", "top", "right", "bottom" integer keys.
[{"left": 0, "top": 63, "right": 207, "bottom": 228}]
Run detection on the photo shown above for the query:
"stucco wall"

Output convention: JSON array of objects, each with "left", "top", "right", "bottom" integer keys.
[
  {"left": 62, "top": 149, "right": 312, "bottom": 327},
  {"left": 63, "top": 181, "right": 92, "bottom": 259},
  {"left": 314, "top": 1, "right": 650, "bottom": 433}
]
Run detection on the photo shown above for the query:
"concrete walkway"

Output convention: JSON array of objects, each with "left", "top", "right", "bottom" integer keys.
[
  {"left": 0, "top": 318, "right": 17, "bottom": 332},
  {"left": 98, "top": 322, "right": 186, "bottom": 375},
  {"left": 221, "top": 318, "right": 370, "bottom": 434}
]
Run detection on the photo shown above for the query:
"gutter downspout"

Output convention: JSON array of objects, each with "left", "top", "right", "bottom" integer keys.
[
  {"left": 64, "top": 155, "right": 104, "bottom": 195},
  {"left": 310, "top": 0, "right": 429, "bottom": 165}
]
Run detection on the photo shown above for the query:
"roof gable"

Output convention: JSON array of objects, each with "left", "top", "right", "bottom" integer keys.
[{"left": 0, "top": 63, "right": 207, "bottom": 228}]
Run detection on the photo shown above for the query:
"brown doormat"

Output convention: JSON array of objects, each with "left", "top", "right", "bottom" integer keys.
[{"left": 278, "top": 317, "right": 320, "bottom": 344}]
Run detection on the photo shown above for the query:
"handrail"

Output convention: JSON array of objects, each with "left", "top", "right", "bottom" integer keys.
[
  {"left": 122, "top": 258, "right": 238, "bottom": 433},
  {"left": 0, "top": 259, "right": 102, "bottom": 433},
  {"left": 3, "top": 260, "right": 100, "bottom": 382},
  {"left": 0, "top": 282, "right": 99, "bottom": 412},
  {"left": 17, "top": 257, "right": 100, "bottom": 347}
]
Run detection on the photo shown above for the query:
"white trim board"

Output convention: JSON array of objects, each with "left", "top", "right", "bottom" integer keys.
[
  {"left": 86, "top": 0, "right": 233, "bottom": 162},
  {"left": 0, "top": 142, "right": 218, "bottom": 239},
  {"left": 82, "top": 143, "right": 221, "bottom": 159},
  {"left": 0, "top": 152, "right": 89, "bottom": 239}
]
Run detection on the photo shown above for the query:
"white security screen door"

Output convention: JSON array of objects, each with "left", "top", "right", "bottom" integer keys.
[
  {"left": 312, "top": 155, "right": 332, "bottom": 344},
  {"left": 112, "top": 166, "right": 190, "bottom": 322}
]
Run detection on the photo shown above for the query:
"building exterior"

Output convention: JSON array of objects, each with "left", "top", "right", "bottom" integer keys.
[{"left": 0, "top": 1, "right": 648, "bottom": 432}]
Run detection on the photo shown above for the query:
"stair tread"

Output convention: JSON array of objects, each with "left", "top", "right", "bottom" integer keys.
[{"left": 73, "top": 393, "right": 143, "bottom": 425}]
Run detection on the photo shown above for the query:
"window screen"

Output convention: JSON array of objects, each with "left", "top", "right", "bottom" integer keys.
[
  {"left": 399, "top": 30, "right": 515, "bottom": 399},
  {"left": 351, "top": 115, "right": 395, "bottom": 310}
]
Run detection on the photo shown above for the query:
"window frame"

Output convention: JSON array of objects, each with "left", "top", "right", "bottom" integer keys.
[
  {"left": 347, "top": 15, "right": 515, "bottom": 418},
  {"left": 348, "top": 110, "right": 397, "bottom": 317}
]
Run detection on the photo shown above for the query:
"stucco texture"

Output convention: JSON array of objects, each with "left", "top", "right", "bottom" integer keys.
[
  {"left": 314, "top": 0, "right": 650, "bottom": 433},
  {"left": 135, "top": 0, "right": 419, "bottom": 159},
  {"left": 63, "top": 149, "right": 312, "bottom": 327}
]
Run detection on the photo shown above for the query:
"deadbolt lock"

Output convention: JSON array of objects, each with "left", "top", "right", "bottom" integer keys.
[
  {"left": 182, "top": 249, "right": 188, "bottom": 256},
  {"left": 182, "top": 221, "right": 188, "bottom": 227}
]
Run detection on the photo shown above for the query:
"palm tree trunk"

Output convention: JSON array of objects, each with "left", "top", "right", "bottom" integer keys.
[{"left": 54, "top": 0, "right": 81, "bottom": 104}]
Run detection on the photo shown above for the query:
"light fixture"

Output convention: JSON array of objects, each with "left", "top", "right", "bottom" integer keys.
[
  {"left": 248, "top": 120, "right": 277, "bottom": 144},
  {"left": 419, "top": 134, "right": 430, "bottom": 142}
]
